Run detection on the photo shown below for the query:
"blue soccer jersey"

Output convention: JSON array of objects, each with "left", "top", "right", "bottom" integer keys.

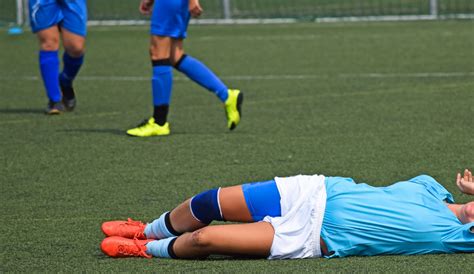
[
  {"left": 29, "top": 0, "right": 87, "bottom": 36},
  {"left": 321, "top": 175, "right": 474, "bottom": 257}
]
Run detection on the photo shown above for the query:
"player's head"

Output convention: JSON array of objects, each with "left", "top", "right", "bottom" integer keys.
[{"left": 460, "top": 201, "right": 474, "bottom": 224}]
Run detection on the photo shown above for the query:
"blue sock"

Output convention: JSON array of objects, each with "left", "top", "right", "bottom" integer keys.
[
  {"left": 39, "top": 50, "right": 61, "bottom": 102},
  {"left": 144, "top": 212, "right": 179, "bottom": 239},
  {"left": 152, "top": 61, "right": 173, "bottom": 106},
  {"left": 59, "top": 53, "right": 84, "bottom": 87},
  {"left": 175, "top": 55, "right": 229, "bottom": 102},
  {"left": 145, "top": 237, "right": 177, "bottom": 258},
  {"left": 151, "top": 60, "right": 173, "bottom": 125}
]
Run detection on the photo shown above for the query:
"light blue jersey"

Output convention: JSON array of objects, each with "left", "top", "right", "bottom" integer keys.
[{"left": 321, "top": 175, "right": 474, "bottom": 257}]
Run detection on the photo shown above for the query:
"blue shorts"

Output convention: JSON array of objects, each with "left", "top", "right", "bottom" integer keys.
[
  {"left": 29, "top": 0, "right": 87, "bottom": 37},
  {"left": 242, "top": 180, "right": 282, "bottom": 221},
  {"left": 151, "top": 0, "right": 190, "bottom": 39}
]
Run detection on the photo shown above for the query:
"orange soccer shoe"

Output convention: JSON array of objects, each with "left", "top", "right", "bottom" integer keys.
[
  {"left": 101, "top": 218, "right": 147, "bottom": 239},
  {"left": 101, "top": 236, "right": 153, "bottom": 258}
]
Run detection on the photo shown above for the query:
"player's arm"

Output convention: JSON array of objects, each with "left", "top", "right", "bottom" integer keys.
[
  {"left": 189, "top": 0, "right": 203, "bottom": 18},
  {"left": 139, "top": 0, "right": 154, "bottom": 15},
  {"left": 456, "top": 169, "right": 474, "bottom": 195}
]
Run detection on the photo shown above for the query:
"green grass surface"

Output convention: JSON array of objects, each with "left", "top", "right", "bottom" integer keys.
[{"left": 1, "top": 20, "right": 474, "bottom": 272}]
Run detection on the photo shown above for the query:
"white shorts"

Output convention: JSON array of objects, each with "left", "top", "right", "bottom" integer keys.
[{"left": 263, "top": 174, "right": 327, "bottom": 259}]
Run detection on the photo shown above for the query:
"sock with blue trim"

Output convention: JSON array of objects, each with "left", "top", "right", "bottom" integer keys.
[
  {"left": 152, "top": 59, "right": 173, "bottom": 125},
  {"left": 144, "top": 212, "right": 181, "bottom": 239},
  {"left": 145, "top": 237, "right": 178, "bottom": 258},
  {"left": 175, "top": 55, "right": 229, "bottom": 102},
  {"left": 39, "top": 50, "right": 61, "bottom": 102},
  {"left": 59, "top": 52, "right": 84, "bottom": 89}
]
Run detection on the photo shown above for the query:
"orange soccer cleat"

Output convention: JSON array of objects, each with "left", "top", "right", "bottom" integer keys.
[
  {"left": 101, "top": 218, "right": 147, "bottom": 239},
  {"left": 101, "top": 236, "right": 154, "bottom": 258}
]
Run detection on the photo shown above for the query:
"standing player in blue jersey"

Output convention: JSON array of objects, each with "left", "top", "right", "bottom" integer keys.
[
  {"left": 29, "top": 0, "right": 87, "bottom": 114},
  {"left": 100, "top": 169, "right": 474, "bottom": 259},
  {"left": 126, "top": 0, "right": 243, "bottom": 137}
]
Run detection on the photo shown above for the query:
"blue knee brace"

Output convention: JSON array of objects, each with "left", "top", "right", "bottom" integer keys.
[{"left": 190, "top": 188, "right": 223, "bottom": 224}]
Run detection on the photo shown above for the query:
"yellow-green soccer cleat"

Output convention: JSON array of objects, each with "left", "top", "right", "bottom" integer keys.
[
  {"left": 224, "top": 89, "right": 243, "bottom": 130},
  {"left": 126, "top": 118, "right": 170, "bottom": 137}
]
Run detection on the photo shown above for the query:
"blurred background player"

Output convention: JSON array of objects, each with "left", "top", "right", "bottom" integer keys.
[
  {"left": 100, "top": 169, "right": 474, "bottom": 259},
  {"left": 127, "top": 0, "right": 243, "bottom": 137},
  {"left": 29, "top": 0, "right": 87, "bottom": 114}
]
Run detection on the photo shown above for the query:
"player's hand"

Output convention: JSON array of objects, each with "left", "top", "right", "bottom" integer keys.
[
  {"left": 139, "top": 0, "right": 154, "bottom": 16},
  {"left": 189, "top": 0, "right": 203, "bottom": 18},
  {"left": 456, "top": 169, "right": 474, "bottom": 195}
]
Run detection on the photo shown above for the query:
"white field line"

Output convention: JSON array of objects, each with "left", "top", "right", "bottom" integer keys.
[
  {"left": 1, "top": 72, "right": 473, "bottom": 82},
  {"left": 86, "top": 30, "right": 459, "bottom": 40},
  {"left": 86, "top": 14, "right": 474, "bottom": 27},
  {"left": 196, "top": 33, "right": 457, "bottom": 41},
  {"left": 87, "top": 18, "right": 298, "bottom": 27}
]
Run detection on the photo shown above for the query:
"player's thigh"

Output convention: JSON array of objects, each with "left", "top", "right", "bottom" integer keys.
[
  {"left": 175, "top": 222, "right": 274, "bottom": 258},
  {"left": 29, "top": 0, "right": 62, "bottom": 40},
  {"left": 36, "top": 26, "right": 61, "bottom": 51},
  {"left": 59, "top": 0, "right": 87, "bottom": 37},
  {"left": 61, "top": 29, "right": 86, "bottom": 57},
  {"left": 219, "top": 185, "right": 253, "bottom": 222}
]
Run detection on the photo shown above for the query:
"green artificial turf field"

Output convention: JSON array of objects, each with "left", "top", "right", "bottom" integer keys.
[{"left": 1, "top": 20, "right": 473, "bottom": 272}]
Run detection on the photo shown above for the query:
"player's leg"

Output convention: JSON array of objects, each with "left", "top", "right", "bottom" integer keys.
[
  {"left": 101, "top": 185, "right": 253, "bottom": 239},
  {"left": 149, "top": 183, "right": 277, "bottom": 259},
  {"left": 59, "top": 29, "right": 85, "bottom": 111},
  {"left": 172, "top": 39, "right": 243, "bottom": 130},
  {"left": 36, "top": 27, "right": 62, "bottom": 113},
  {"left": 102, "top": 181, "right": 281, "bottom": 238},
  {"left": 162, "top": 222, "right": 274, "bottom": 258},
  {"left": 126, "top": 35, "right": 173, "bottom": 137},
  {"left": 169, "top": 184, "right": 254, "bottom": 232},
  {"left": 101, "top": 181, "right": 281, "bottom": 258},
  {"left": 172, "top": 39, "right": 228, "bottom": 103},
  {"left": 29, "top": 0, "right": 63, "bottom": 114},
  {"left": 101, "top": 222, "right": 274, "bottom": 259},
  {"left": 58, "top": 0, "right": 88, "bottom": 111},
  {"left": 127, "top": 0, "right": 182, "bottom": 137}
]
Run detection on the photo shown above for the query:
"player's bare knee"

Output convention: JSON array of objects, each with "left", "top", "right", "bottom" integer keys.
[
  {"left": 190, "top": 228, "right": 212, "bottom": 248},
  {"left": 39, "top": 37, "right": 60, "bottom": 51},
  {"left": 149, "top": 46, "right": 169, "bottom": 60},
  {"left": 65, "top": 44, "right": 85, "bottom": 57},
  {"left": 66, "top": 47, "right": 85, "bottom": 58}
]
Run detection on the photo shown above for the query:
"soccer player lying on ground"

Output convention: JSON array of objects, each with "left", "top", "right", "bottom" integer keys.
[
  {"left": 28, "top": 0, "right": 87, "bottom": 114},
  {"left": 101, "top": 169, "right": 474, "bottom": 259},
  {"left": 126, "top": 0, "right": 243, "bottom": 137}
]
